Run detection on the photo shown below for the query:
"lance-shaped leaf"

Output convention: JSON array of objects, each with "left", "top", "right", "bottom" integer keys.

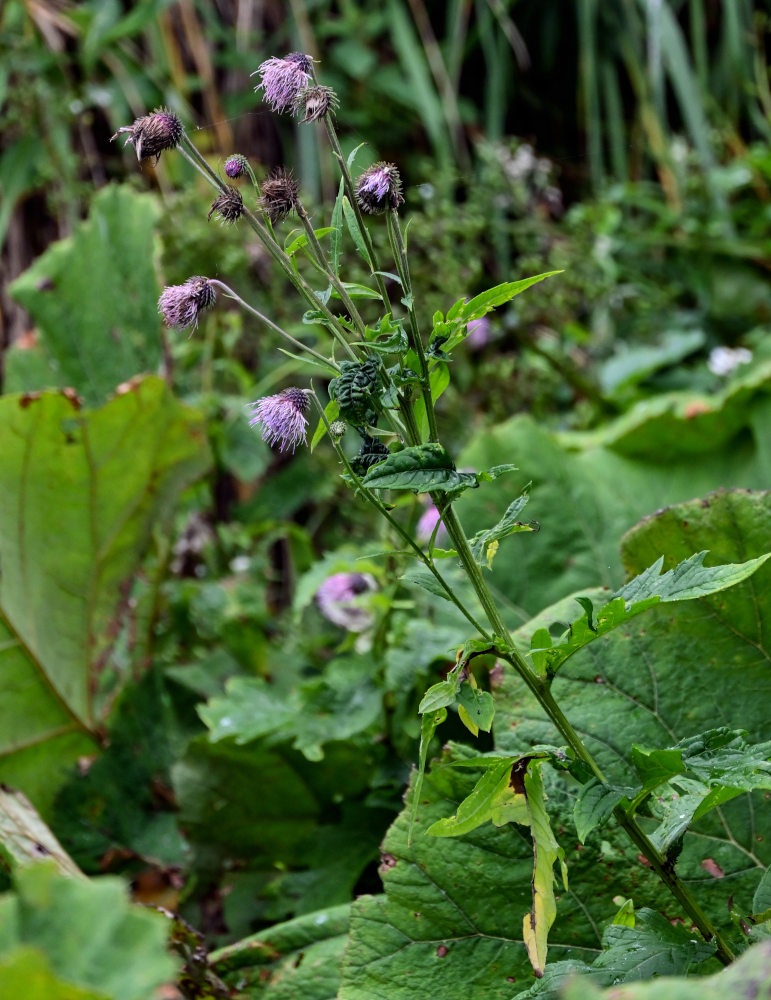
[
  {"left": 361, "top": 443, "right": 478, "bottom": 493},
  {"left": 0, "top": 378, "right": 210, "bottom": 812},
  {"left": 529, "top": 549, "right": 770, "bottom": 679}
]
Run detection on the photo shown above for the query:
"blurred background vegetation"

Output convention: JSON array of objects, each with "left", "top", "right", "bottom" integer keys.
[{"left": 1, "top": 0, "right": 770, "bottom": 955}]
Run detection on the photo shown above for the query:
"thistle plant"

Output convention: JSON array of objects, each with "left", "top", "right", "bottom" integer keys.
[{"left": 114, "top": 56, "right": 770, "bottom": 987}]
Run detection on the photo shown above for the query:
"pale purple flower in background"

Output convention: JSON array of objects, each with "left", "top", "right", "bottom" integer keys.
[
  {"left": 158, "top": 276, "right": 216, "bottom": 331},
  {"left": 417, "top": 503, "right": 447, "bottom": 544},
  {"left": 253, "top": 53, "right": 313, "bottom": 113},
  {"left": 466, "top": 316, "right": 491, "bottom": 351},
  {"left": 248, "top": 387, "right": 310, "bottom": 453},
  {"left": 707, "top": 346, "right": 752, "bottom": 376},
  {"left": 316, "top": 572, "right": 377, "bottom": 631},
  {"left": 111, "top": 109, "right": 183, "bottom": 164},
  {"left": 355, "top": 163, "right": 404, "bottom": 214}
]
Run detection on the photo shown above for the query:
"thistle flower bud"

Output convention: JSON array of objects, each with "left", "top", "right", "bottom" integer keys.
[
  {"left": 355, "top": 162, "right": 404, "bottom": 214},
  {"left": 110, "top": 109, "right": 183, "bottom": 165},
  {"left": 208, "top": 185, "right": 244, "bottom": 224},
  {"left": 253, "top": 52, "right": 313, "bottom": 113},
  {"left": 330, "top": 420, "right": 347, "bottom": 438},
  {"left": 293, "top": 85, "right": 339, "bottom": 124},
  {"left": 158, "top": 277, "right": 216, "bottom": 331},
  {"left": 259, "top": 168, "right": 299, "bottom": 225},
  {"left": 224, "top": 154, "right": 249, "bottom": 179},
  {"left": 249, "top": 387, "right": 310, "bottom": 453}
]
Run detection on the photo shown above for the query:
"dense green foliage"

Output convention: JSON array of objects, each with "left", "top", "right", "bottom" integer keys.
[{"left": 1, "top": 4, "right": 770, "bottom": 999}]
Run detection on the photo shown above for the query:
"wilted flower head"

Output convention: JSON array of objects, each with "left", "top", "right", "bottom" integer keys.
[
  {"left": 249, "top": 387, "right": 310, "bottom": 452},
  {"left": 158, "top": 277, "right": 216, "bottom": 331},
  {"left": 111, "top": 109, "right": 183, "bottom": 164},
  {"left": 259, "top": 168, "right": 299, "bottom": 224},
  {"left": 224, "top": 154, "right": 249, "bottom": 179},
  {"left": 355, "top": 162, "right": 404, "bottom": 214},
  {"left": 417, "top": 503, "right": 447, "bottom": 544},
  {"left": 316, "top": 572, "right": 377, "bottom": 632},
  {"left": 253, "top": 52, "right": 313, "bottom": 113},
  {"left": 293, "top": 85, "right": 339, "bottom": 123},
  {"left": 466, "top": 316, "right": 491, "bottom": 351},
  {"left": 208, "top": 185, "right": 244, "bottom": 224}
]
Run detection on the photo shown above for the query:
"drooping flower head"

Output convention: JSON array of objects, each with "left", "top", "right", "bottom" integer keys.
[
  {"left": 355, "top": 162, "right": 404, "bottom": 214},
  {"left": 111, "top": 109, "right": 183, "bottom": 164},
  {"left": 316, "top": 572, "right": 377, "bottom": 632},
  {"left": 259, "top": 168, "right": 299, "bottom": 224},
  {"left": 293, "top": 85, "right": 339, "bottom": 123},
  {"left": 208, "top": 185, "right": 244, "bottom": 224},
  {"left": 224, "top": 154, "right": 249, "bottom": 179},
  {"left": 249, "top": 387, "right": 310, "bottom": 453},
  {"left": 158, "top": 277, "right": 216, "bottom": 331},
  {"left": 252, "top": 52, "right": 313, "bottom": 113}
]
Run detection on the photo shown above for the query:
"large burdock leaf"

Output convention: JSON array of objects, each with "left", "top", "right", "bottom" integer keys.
[
  {"left": 0, "top": 378, "right": 210, "bottom": 811},
  {"left": 7, "top": 185, "right": 162, "bottom": 404},
  {"left": 456, "top": 364, "right": 771, "bottom": 616},
  {"left": 0, "top": 863, "right": 178, "bottom": 1000}
]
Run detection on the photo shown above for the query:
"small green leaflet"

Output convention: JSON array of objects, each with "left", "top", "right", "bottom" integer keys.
[
  {"left": 469, "top": 492, "right": 537, "bottom": 566},
  {"left": 310, "top": 399, "right": 340, "bottom": 451},
  {"left": 573, "top": 779, "right": 634, "bottom": 843},
  {"left": 427, "top": 758, "right": 526, "bottom": 837},
  {"left": 401, "top": 566, "right": 453, "bottom": 602},
  {"left": 407, "top": 708, "right": 447, "bottom": 845},
  {"left": 456, "top": 682, "right": 495, "bottom": 734},
  {"left": 330, "top": 175, "right": 345, "bottom": 276},
  {"left": 413, "top": 364, "right": 450, "bottom": 440},
  {"left": 329, "top": 281, "right": 382, "bottom": 301},
  {"left": 341, "top": 197, "right": 372, "bottom": 268},
  {"left": 284, "top": 226, "right": 336, "bottom": 257},
  {"left": 530, "top": 549, "right": 771, "bottom": 679}
]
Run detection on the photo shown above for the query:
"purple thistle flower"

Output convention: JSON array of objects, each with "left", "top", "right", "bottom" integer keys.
[
  {"left": 249, "top": 387, "right": 310, "bottom": 453},
  {"left": 355, "top": 162, "right": 404, "bottom": 214},
  {"left": 224, "top": 154, "right": 248, "bottom": 179},
  {"left": 111, "top": 108, "right": 183, "bottom": 164},
  {"left": 316, "top": 572, "right": 377, "bottom": 632},
  {"left": 253, "top": 52, "right": 313, "bottom": 113},
  {"left": 158, "top": 276, "right": 215, "bottom": 331}
]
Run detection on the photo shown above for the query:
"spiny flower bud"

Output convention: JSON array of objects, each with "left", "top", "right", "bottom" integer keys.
[
  {"left": 158, "top": 277, "right": 216, "bottom": 331},
  {"left": 253, "top": 52, "right": 313, "bottom": 113},
  {"left": 208, "top": 185, "right": 244, "bottom": 224},
  {"left": 355, "top": 162, "right": 404, "bottom": 214},
  {"left": 259, "top": 168, "right": 299, "bottom": 224},
  {"left": 293, "top": 85, "right": 339, "bottom": 123},
  {"left": 224, "top": 154, "right": 249, "bottom": 179},
  {"left": 330, "top": 420, "right": 347, "bottom": 438},
  {"left": 111, "top": 109, "right": 183, "bottom": 165},
  {"left": 249, "top": 387, "right": 310, "bottom": 453}
]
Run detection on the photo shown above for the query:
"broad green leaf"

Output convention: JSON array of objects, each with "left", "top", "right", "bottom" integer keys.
[
  {"left": 0, "top": 863, "right": 178, "bottom": 1000},
  {"left": 559, "top": 940, "right": 771, "bottom": 999},
  {"left": 330, "top": 281, "right": 382, "bottom": 300},
  {"left": 448, "top": 272, "right": 562, "bottom": 322},
  {"left": 210, "top": 903, "right": 351, "bottom": 998},
  {"left": 755, "top": 867, "right": 771, "bottom": 915},
  {"left": 456, "top": 368, "right": 771, "bottom": 618},
  {"left": 529, "top": 549, "right": 770, "bottom": 680},
  {"left": 0, "top": 787, "right": 83, "bottom": 878},
  {"left": 0, "top": 378, "right": 210, "bottom": 813},
  {"left": 0, "top": 947, "right": 108, "bottom": 1000},
  {"left": 8, "top": 186, "right": 162, "bottom": 405},
  {"left": 516, "top": 908, "right": 714, "bottom": 998},
  {"left": 361, "top": 443, "right": 478, "bottom": 493},
  {"left": 522, "top": 761, "right": 566, "bottom": 977},
  {"left": 495, "top": 490, "right": 771, "bottom": 947},
  {"left": 573, "top": 779, "right": 632, "bottom": 843},
  {"left": 427, "top": 758, "right": 519, "bottom": 837}
]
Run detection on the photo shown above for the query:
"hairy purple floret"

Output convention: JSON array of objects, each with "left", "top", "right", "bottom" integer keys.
[
  {"left": 355, "top": 162, "right": 404, "bottom": 214},
  {"left": 249, "top": 388, "right": 310, "bottom": 452},
  {"left": 224, "top": 154, "right": 248, "bottom": 179},
  {"left": 158, "top": 277, "right": 215, "bottom": 331},
  {"left": 253, "top": 53, "right": 313, "bottom": 113},
  {"left": 111, "top": 109, "right": 183, "bottom": 164}
]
